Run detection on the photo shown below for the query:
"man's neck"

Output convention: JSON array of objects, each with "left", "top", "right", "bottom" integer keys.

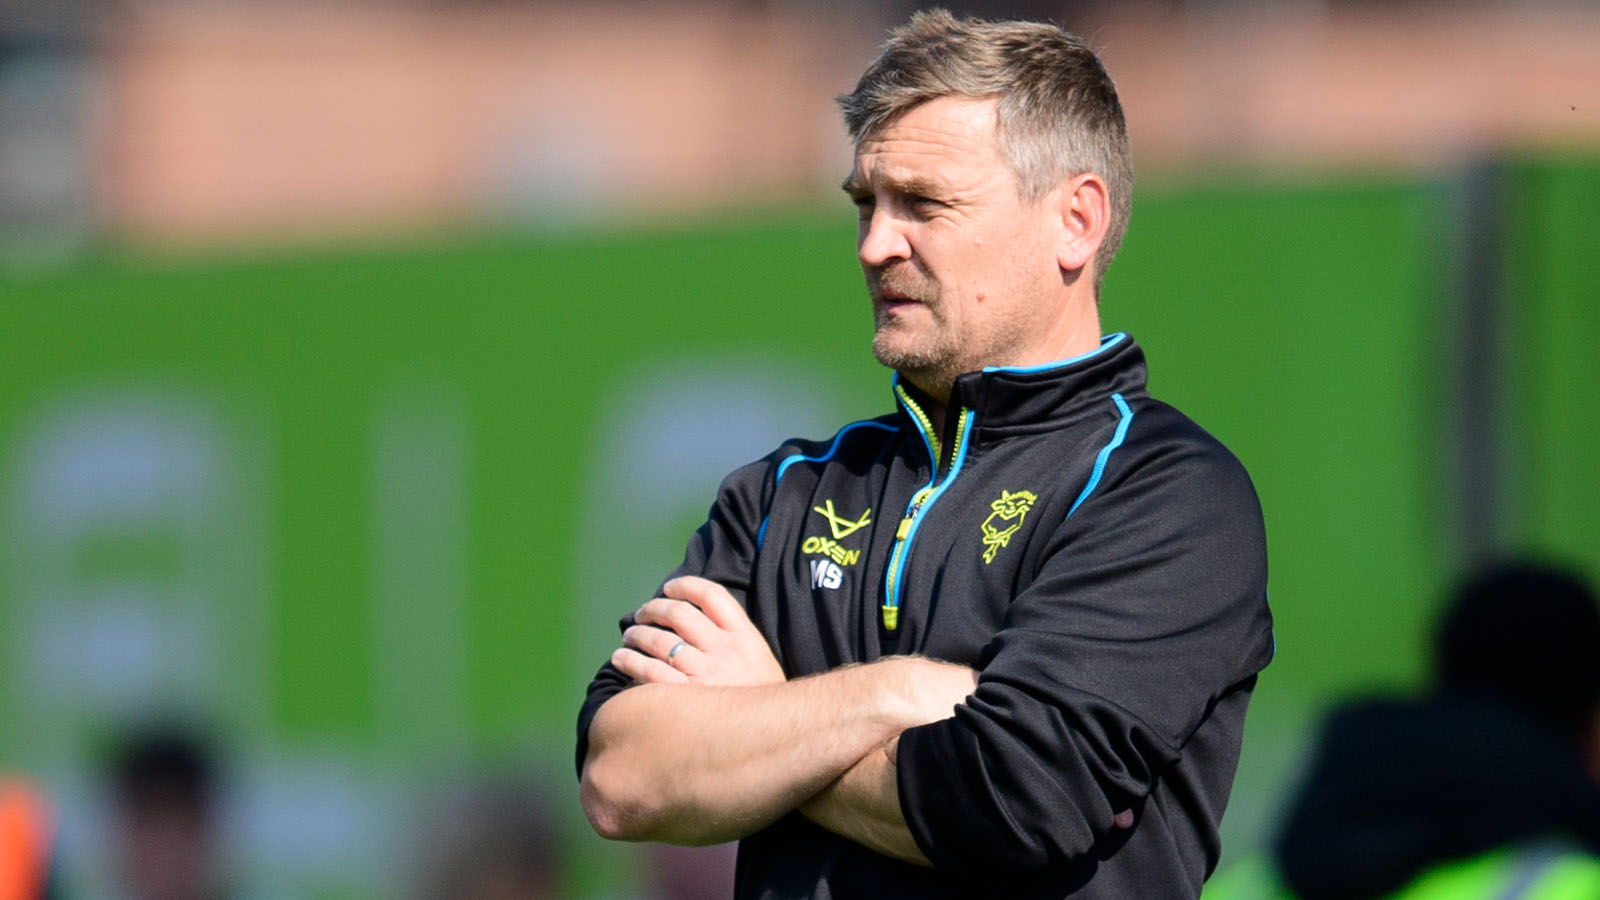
[
  {"left": 898, "top": 372, "right": 951, "bottom": 438},
  {"left": 1017, "top": 316, "right": 1102, "bottom": 372},
  {"left": 925, "top": 397, "right": 949, "bottom": 441}
]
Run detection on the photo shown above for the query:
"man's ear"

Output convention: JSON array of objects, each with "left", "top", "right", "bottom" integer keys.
[{"left": 1055, "top": 173, "right": 1110, "bottom": 275}]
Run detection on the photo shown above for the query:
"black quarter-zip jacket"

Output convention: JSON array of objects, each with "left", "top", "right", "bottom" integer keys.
[{"left": 578, "top": 333, "right": 1274, "bottom": 899}]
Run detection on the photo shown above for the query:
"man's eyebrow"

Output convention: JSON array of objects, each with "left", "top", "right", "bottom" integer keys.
[
  {"left": 839, "top": 174, "right": 948, "bottom": 197},
  {"left": 893, "top": 176, "right": 946, "bottom": 198}
]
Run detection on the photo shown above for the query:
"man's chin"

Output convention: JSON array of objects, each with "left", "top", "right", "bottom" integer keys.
[
  {"left": 872, "top": 343, "right": 954, "bottom": 394},
  {"left": 870, "top": 335, "right": 923, "bottom": 372}
]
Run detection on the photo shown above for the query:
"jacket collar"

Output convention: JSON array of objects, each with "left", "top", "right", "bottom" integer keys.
[{"left": 938, "top": 332, "right": 1148, "bottom": 435}]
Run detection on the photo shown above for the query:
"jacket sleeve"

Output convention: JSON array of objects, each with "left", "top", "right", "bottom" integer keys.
[
  {"left": 573, "top": 453, "right": 775, "bottom": 778},
  {"left": 895, "top": 420, "right": 1274, "bottom": 870}
]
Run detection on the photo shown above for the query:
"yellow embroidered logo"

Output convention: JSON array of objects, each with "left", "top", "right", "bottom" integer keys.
[
  {"left": 802, "top": 535, "right": 861, "bottom": 567},
  {"left": 803, "top": 500, "right": 872, "bottom": 570},
  {"left": 812, "top": 499, "right": 872, "bottom": 540},
  {"left": 981, "top": 489, "right": 1037, "bottom": 564}
]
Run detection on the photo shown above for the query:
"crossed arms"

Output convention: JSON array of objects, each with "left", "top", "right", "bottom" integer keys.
[
  {"left": 578, "top": 433, "right": 1270, "bottom": 872},
  {"left": 578, "top": 575, "right": 978, "bottom": 864}
]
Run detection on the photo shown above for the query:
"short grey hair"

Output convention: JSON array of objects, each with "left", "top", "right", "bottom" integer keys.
[{"left": 839, "top": 9, "right": 1133, "bottom": 288}]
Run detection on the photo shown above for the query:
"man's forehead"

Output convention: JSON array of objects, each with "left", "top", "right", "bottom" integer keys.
[
  {"left": 866, "top": 94, "right": 999, "bottom": 136},
  {"left": 846, "top": 96, "right": 1001, "bottom": 183}
]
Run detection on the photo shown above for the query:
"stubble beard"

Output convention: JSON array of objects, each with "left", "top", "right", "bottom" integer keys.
[{"left": 868, "top": 265, "right": 964, "bottom": 396}]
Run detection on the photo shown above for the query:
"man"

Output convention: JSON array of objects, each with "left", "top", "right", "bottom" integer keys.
[
  {"left": 1230, "top": 561, "right": 1600, "bottom": 900},
  {"left": 107, "top": 727, "right": 229, "bottom": 900},
  {"left": 578, "top": 10, "right": 1273, "bottom": 899}
]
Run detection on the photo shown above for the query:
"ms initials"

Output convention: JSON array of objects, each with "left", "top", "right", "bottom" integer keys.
[{"left": 810, "top": 558, "right": 843, "bottom": 590}]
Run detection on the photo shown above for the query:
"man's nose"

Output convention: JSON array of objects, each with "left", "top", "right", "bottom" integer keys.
[{"left": 857, "top": 209, "right": 911, "bottom": 268}]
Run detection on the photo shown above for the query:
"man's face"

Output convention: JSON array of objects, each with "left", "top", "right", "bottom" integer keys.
[{"left": 845, "top": 96, "right": 1067, "bottom": 398}]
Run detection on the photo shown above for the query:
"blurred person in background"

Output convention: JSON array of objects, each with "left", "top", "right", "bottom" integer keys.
[
  {"left": 578, "top": 8, "right": 1272, "bottom": 900},
  {"left": 1205, "top": 560, "right": 1600, "bottom": 900},
  {"left": 106, "top": 727, "right": 230, "bottom": 900},
  {"left": 0, "top": 775, "right": 58, "bottom": 900},
  {"left": 413, "top": 776, "right": 563, "bottom": 900}
]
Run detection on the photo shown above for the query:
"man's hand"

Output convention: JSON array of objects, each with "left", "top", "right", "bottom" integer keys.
[{"left": 613, "top": 576, "right": 786, "bottom": 687}]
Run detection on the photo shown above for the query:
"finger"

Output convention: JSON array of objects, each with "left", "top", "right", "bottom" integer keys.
[
  {"left": 662, "top": 639, "right": 700, "bottom": 676},
  {"left": 611, "top": 647, "right": 689, "bottom": 684},
  {"left": 622, "top": 624, "right": 690, "bottom": 662},
  {"left": 662, "top": 576, "right": 753, "bottom": 632},
  {"left": 621, "top": 625, "right": 702, "bottom": 677},
  {"left": 635, "top": 597, "right": 715, "bottom": 646},
  {"left": 1112, "top": 809, "right": 1134, "bottom": 830}
]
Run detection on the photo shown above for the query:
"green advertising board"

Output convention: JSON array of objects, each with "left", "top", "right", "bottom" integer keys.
[{"left": 1, "top": 158, "right": 1595, "bottom": 896}]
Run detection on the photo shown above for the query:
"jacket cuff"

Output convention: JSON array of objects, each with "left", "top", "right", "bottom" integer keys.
[{"left": 896, "top": 718, "right": 994, "bottom": 871}]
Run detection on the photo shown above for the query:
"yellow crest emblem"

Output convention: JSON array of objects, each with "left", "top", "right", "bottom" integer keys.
[{"left": 980, "top": 489, "right": 1037, "bottom": 564}]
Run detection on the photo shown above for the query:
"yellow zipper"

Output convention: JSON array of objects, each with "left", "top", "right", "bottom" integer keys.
[
  {"left": 882, "top": 403, "right": 973, "bottom": 632},
  {"left": 895, "top": 383, "right": 940, "bottom": 465},
  {"left": 882, "top": 487, "right": 932, "bottom": 630}
]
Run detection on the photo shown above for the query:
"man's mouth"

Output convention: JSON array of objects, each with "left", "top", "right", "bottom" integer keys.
[
  {"left": 871, "top": 267, "right": 933, "bottom": 315},
  {"left": 873, "top": 283, "right": 925, "bottom": 310}
]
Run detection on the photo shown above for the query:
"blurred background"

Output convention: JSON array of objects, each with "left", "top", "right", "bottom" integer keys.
[{"left": 1, "top": 0, "right": 1597, "bottom": 897}]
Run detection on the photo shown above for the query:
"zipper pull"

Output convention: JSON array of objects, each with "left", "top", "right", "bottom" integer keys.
[
  {"left": 897, "top": 493, "right": 929, "bottom": 538},
  {"left": 885, "top": 492, "right": 928, "bottom": 631}
]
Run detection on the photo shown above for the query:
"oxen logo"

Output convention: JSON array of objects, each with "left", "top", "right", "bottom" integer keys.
[
  {"left": 803, "top": 500, "right": 872, "bottom": 589},
  {"left": 812, "top": 499, "right": 871, "bottom": 540},
  {"left": 980, "top": 489, "right": 1037, "bottom": 564},
  {"left": 803, "top": 500, "right": 872, "bottom": 566}
]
